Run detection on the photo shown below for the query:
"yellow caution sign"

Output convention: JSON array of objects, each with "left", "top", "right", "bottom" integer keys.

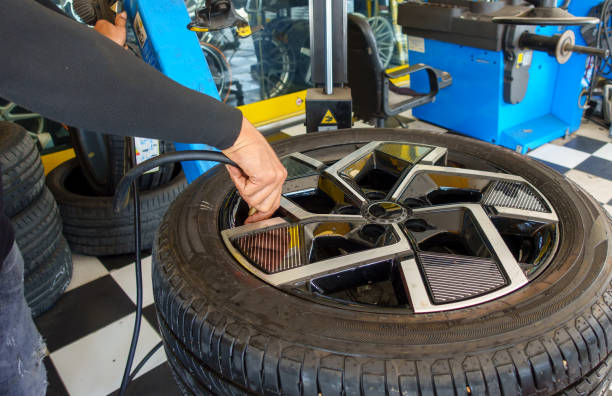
[{"left": 321, "top": 109, "right": 337, "bottom": 125}]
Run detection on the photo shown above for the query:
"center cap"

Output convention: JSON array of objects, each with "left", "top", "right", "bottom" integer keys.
[{"left": 362, "top": 201, "right": 411, "bottom": 224}]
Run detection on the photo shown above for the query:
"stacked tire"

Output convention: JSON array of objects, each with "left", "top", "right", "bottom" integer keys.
[
  {"left": 1, "top": 122, "right": 72, "bottom": 317},
  {"left": 47, "top": 131, "right": 187, "bottom": 256}
]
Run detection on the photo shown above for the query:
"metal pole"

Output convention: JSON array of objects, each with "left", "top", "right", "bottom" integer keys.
[{"left": 324, "top": 0, "right": 333, "bottom": 94}]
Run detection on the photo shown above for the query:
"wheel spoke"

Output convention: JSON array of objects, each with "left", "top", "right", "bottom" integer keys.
[
  {"left": 222, "top": 218, "right": 412, "bottom": 288},
  {"left": 8, "top": 112, "right": 41, "bottom": 121},
  {"left": 324, "top": 141, "right": 437, "bottom": 204},
  {"left": 400, "top": 204, "right": 528, "bottom": 313},
  {"left": 390, "top": 165, "right": 557, "bottom": 219}
]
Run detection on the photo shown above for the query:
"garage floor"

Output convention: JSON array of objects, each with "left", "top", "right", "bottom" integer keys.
[{"left": 36, "top": 118, "right": 612, "bottom": 396}]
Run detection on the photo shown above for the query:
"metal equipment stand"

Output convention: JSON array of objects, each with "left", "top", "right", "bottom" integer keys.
[{"left": 305, "top": 0, "right": 352, "bottom": 132}]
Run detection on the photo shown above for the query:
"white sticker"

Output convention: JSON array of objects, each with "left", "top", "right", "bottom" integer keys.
[
  {"left": 134, "top": 138, "right": 160, "bottom": 173},
  {"left": 407, "top": 36, "right": 425, "bottom": 53},
  {"left": 133, "top": 12, "right": 147, "bottom": 48}
]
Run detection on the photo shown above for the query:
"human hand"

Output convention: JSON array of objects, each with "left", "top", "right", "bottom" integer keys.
[
  {"left": 94, "top": 11, "right": 127, "bottom": 47},
  {"left": 222, "top": 117, "right": 287, "bottom": 223}
]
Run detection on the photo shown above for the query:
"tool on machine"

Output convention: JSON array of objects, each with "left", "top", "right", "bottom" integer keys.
[
  {"left": 73, "top": 0, "right": 116, "bottom": 25},
  {"left": 517, "top": 30, "right": 608, "bottom": 64},
  {"left": 187, "top": 0, "right": 260, "bottom": 38}
]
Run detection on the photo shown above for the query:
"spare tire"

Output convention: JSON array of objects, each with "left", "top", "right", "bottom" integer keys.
[
  {"left": 70, "top": 128, "right": 177, "bottom": 195},
  {"left": 12, "top": 187, "right": 63, "bottom": 276},
  {"left": 153, "top": 129, "right": 612, "bottom": 396},
  {"left": 25, "top": 235, "right": 72, "bottom": 317},
  {"left": 47, "top": 158, "right": 186, "bottom": 256},
  {"left": 106, "top": 134, "right": 176, "bottom": 192},
  {"left": 0, "top": 122, "right": 45, "bottom": 217}
]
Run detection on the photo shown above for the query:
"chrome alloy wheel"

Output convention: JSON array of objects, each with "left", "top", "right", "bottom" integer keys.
[
  {"left": 221, "top": 141, "right": 559, "bottom": 313},
  {"left": 0, "top": 100, "right": 44, "bottom": 135}
]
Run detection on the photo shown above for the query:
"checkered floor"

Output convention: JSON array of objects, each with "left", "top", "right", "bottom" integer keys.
[{"left": 38, "top": 118, "right": 612, "bottom": 396}]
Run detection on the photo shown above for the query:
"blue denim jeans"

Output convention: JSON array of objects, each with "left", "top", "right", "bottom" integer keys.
[{"left": 0, "top": 242, "right": 47, "bottom": 395}]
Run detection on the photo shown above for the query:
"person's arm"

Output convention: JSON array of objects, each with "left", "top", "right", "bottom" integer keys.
[
  {"left": 0, "top": 0, "right": 285, "bottom": 220},
  {"left": 0, "top": 0, "right": 241, "bottom": 148}
]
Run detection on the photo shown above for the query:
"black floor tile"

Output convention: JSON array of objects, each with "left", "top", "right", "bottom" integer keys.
[
  {"left": 143, "top": 303, "right": 160, "bottom": 335},
  {"left": 44, "top": 356, "right": 69, "bottom": 396},
  {"left": 575, "top": 156, "right": 612, "bottom": 181},
  {"left": 564, "top": 136, "right": 607, "bottom": 153},
  {"left": 99, "top": 251, "right": 151, "bottom": 271},
  {"left": 533, "top": 158, "right": 569, "bottom": 175},
  {"left": 35, "top": 276, "right": 135, "bottom": 352},
  {"left": 107, "top": 362, "right": 181, "bottom": 396}
]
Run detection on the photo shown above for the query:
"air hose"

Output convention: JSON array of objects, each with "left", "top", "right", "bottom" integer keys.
[
  {"left": 113, "top": 150, "right": 237, "bottom": 396},
  {"left": 113, "top": 150, "right": 236, "bottom": 213}
]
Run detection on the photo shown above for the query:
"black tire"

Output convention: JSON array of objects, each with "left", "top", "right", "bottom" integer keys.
[
  {"left": 107, "top": 135, "right": 177, "bottom": 192},
  {"left": 11, "top": 187, "right": 63, "bottom": 276},
  {"left": 162, "top": 320, "right": 612, "bottom": 396},
  {"left": 47, "top": 158, "right": 186, "bottom": 256},
  {"left": 70, "top": 130, "right": 177, "bottom": 195},
  {"left": 69, "top": 128, "right": 113, "bottom": 196},
  {"left": 24, "top": 235, "right": 72, "bottom": 317},
  {"left": 153, "top": 129, "right": 612, "bottom": 396},
  {"left": 0, "top": 122, "right": 45, "bottom": 217}
]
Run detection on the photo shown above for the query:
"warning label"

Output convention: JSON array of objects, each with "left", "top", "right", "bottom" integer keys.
[
  {"left": 321, "top": 110, "right": 337, "bottom": 125},
  {"left": 133, "top": 13, "right": 147, "bottom": 48}
]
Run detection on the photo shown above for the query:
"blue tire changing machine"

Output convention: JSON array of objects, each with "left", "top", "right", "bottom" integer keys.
[
  {"left": 399, "top": 0, "right": 604, "bottom": 154},
  {"left": 122, "top": 0, "right": 222, "bottom": 182}
]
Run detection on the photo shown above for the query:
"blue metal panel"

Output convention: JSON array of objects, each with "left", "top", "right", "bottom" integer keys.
[
  {"left": 409, "top": 24, "right": 590, "bottom": 153},
  {"left": 410, "top": 41, "right": 504, "bottom": 144},
  {"left": 123, "top": 0, "right": 222, "bottom": 183}
]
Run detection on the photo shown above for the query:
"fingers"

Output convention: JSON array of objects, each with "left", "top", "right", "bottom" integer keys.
[
  {"left": 94, "top": 12, "right": 127, "bottom": 46},
  {"left": 245, "top": 191, "right": 281, "bottom": 224},
  {"left": 225, "top": 164, "right": 247, "bottom": 189},
  {"left": 222, "top": 117, "right": 287, "bottom": 222}
]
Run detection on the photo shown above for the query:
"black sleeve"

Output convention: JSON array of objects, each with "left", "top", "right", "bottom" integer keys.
[{"left": 0, "top": 0, "right": 243, "bottom": 150}]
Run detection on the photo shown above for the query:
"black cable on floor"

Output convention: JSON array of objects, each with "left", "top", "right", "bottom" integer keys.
[
  {"left": 128, "top": 341, "right": 163, "bottom": 383},
  {"left": 118, "top": 139, "right": 143, "bottom": 396},
  {"left": 114, "top": 149, "right": 238, "bottom": 395}
]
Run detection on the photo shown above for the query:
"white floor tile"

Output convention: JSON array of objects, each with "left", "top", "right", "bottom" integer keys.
[
  {"left": 527, "top": 144, "right": 590, "bottom": 169},
  {"left": 65, "top": 254, "right": 109, "bottom": 292},
  {"left": 605, "top": 205, "right": 612, "bottom": 218},
  {"left": 281, "top": 123, "right": 307, "bottom": 136},
  {"left": 575, "top": 121, "right": 612, "bottom": 142},
  {"left": 593, "top": 143, "right": 612, "bottom": 161},
  {"left": 110, "top": 256, "right": 154, "bottom": 307},
  {"left": 51, "top": 312, "right": 166, "bottom": 396},
  {"left": 353, "top": 120, "right": 375, "bottom": 129},
  {"left": 565, "top": 169, "right": 612, "bottom": 204}
]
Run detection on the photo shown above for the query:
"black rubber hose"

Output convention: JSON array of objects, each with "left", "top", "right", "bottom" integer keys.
[
  {"left": 113, "top": 150, "right": 237, "bottom": 213},
  {"left": 127, "top": 341, "right": 163, "bottom": 382},
  {"left": 113, "top": 149, "right": 238, "bottom": 395},
  {"left": 118, "top": 181, "right": 142, "bottom": 396}
]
